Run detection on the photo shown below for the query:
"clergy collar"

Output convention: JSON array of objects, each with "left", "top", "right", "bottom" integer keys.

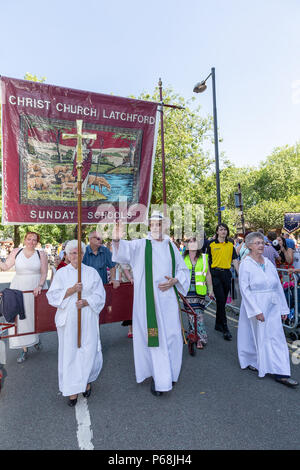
[{"left": 147, "top": 232, "right": 170, "bottom": 243}]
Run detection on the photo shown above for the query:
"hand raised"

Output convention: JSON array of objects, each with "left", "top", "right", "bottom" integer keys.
[{"left": 112, "top": 222, "right": 125, "bottom": 241}]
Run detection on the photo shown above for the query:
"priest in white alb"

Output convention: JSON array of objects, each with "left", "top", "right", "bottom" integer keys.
[
  {"left": 112, "top": 211, "right": 190, "bottom": 396},
  {"left": 238, "top": 231, "right": 298, "bottom": 388},
  {"left": 46, "top": 240, "right": 106, "bottom": 406}
]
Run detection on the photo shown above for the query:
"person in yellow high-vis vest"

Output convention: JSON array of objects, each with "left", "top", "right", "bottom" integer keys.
[{"left": 184, "top": 238, "right": 214, "bottom": 349}]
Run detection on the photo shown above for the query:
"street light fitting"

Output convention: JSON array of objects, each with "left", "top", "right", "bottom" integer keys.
[
  {"left": 193, "top": 81, "right": 207, "bottom": 93},
  {"left": 193, "top": 72, "right": 212, "bottom": 93}
]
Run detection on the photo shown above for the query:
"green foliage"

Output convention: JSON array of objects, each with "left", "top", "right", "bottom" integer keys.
[
  {"left": 23, "top": 73, "right": 46, "bottom": 83},
  {"left": 136, "top": 86, "right": 214, "bottom": 208},
  {"left": 245, "top": 196, "right": 299, "bottom": 233},
  {"left": 203, "top": 145, "right": 300, "bottom": 234}
]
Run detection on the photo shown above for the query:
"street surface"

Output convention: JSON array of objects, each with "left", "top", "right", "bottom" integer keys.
[{"left": 0, "top": 271, "right": 299, "bottom": 451}]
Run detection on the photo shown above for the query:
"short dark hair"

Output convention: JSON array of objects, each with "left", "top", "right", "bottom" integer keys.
[
  {"left": 267, "top": 231, "right": 277, "bottom": 242},
  {"left": 216, "top": 223, "right": 229, "bottom": 241}
]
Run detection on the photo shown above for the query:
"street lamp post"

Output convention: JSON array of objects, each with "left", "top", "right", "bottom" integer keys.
[{"left": 193, "top": 67, "right": 222, "bottom": 224}]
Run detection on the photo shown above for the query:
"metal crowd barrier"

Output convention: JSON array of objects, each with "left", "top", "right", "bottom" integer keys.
[{"left": 278, "top": 268, "right": 300, "bottom": 339}]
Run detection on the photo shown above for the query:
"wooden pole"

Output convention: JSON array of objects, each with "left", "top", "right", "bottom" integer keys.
[
  {"left": 158, "top": 78, "right": 167, "bottom": 214},
  {"left": 77, "top": 133, "right": 82, "bottom": 348},
  {"left": 62, "top": 120, "right": 97, "bottom": 348}
]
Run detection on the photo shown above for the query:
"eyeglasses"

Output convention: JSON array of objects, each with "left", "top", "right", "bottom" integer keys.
[
  {"left": 92, "top": 237, "right": 101, "bottom": 241},
  {"left": 251, "top": 241, "right": 265, "bottom": 246}
]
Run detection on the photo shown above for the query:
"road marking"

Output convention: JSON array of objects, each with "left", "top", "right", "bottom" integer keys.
[
  {"left": 75, "top": 396, "right": 94, "bottom": 450},
  {"left": 205, "top": 307, "right": 239, "bottom": 326}
]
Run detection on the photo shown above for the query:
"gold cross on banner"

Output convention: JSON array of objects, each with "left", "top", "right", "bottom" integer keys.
[{"left": 62, "top": 119, "right": 97, "bottom": 172}]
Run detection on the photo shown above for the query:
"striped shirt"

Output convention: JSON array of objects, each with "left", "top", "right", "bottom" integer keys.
[{"left": 263, "top": 243, "right": 280, "bottom": 266}]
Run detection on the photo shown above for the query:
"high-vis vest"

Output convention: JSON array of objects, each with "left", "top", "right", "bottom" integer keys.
[{"left": 184, "top": 254, "right": 208, "bottom": 295}]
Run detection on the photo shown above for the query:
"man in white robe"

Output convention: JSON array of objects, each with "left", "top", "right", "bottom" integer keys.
[
  {"left": 237, "top": 232, "right": 298, "bottom": 387},
  {"left": 46, "top": 240, "right": 106, "bottom": 405},
  {"left": 112, "top": 212, "right": 190, "bottom": 396}
]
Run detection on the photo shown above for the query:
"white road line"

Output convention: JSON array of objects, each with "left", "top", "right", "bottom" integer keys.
[
  {"left": 205, "top": 307, "right": 239, "bottom": 326},
  {"left": 75, "top": 396, "right": 94, "bottom": 450}
]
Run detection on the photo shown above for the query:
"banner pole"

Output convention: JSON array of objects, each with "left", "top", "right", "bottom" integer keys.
[
  {"left": 158, "top": 78, "right": 167, "bottom": 213},
  {"left": 77, "top": 183, "right": 82, "bottom": 348},
  {"left": 76, "top": 127, "right": 83, "bottom": 349}
]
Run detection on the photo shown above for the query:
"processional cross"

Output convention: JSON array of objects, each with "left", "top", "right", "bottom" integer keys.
[{"left": 62, "top": 120, "right": 97, "bottom": 348}]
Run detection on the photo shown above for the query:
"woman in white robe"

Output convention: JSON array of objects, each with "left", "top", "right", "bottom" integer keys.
[
  {"left": 238, "top": 232, "right": 298, "bottom": 387},
  {"left": 112, "top": 213, "right": 190, "bottom": 396},
  {"left": 46, "top": 240, "right": 106, "bottom": 406}
]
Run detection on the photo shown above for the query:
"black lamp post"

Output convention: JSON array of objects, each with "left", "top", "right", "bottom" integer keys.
[{"left": 193, "top": 67, "right": 222, "bottom": 224}]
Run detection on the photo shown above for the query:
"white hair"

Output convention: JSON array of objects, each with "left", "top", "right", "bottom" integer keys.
[
  {"left": 245, "top": 232, "right": 264, "bottom": 249},
  {"left": 65, "top": 240, "right": 86, "bottom": 255}
]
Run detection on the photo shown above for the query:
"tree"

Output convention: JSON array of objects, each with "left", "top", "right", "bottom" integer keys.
[
  {"left": 207, "top": 145, "right": 300, "bottom": 234},
  {"left": 245, "top": 197, "right": 299, "bottom": 232},
  {"left": 134, "top": 86, "right": 215, "bottom": 238}
]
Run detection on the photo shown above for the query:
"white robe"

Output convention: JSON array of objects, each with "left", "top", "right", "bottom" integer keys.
[
  {"left": 238, "top": 256, "right": 290, "bottom": 378},
  {"left": 112, "top": 235, "right": 190, "bottom": 392},
  {"left": 46, "top": 263, "right": 106, "bottom": 396}
]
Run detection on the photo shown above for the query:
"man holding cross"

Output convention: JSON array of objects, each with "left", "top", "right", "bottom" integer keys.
[{"left": 112, "top": 212, "right": 190, "bottom": 396}]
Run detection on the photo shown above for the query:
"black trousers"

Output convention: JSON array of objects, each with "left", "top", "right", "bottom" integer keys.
[{"left": 211, "top": 268, "right": 232, "bottom": 330}]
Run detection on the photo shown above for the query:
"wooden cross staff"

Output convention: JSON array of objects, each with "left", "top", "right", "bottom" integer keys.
[{"left": 62, "top": 120, "right": 97, "bottom": 348}]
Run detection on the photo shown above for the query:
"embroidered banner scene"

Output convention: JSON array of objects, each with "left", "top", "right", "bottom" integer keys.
[{"left": 1, "top": 77, "right": 158, "bottom": 224}]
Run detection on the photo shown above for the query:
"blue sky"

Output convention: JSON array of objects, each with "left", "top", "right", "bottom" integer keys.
[{"left": 1, "top": 0, "right": 300, "bottom": 168}]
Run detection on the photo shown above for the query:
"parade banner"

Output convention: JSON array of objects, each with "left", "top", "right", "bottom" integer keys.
[
  {"left": 284, "top": 212, "right": 300, "bottom": 234},
  {"left": 1, "top": 77, "right": 159, "bottom": 224}
]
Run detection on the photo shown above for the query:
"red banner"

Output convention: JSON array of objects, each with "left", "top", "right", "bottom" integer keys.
[{"left": 1, "top": 77, "right": 158, "bottom": 224}]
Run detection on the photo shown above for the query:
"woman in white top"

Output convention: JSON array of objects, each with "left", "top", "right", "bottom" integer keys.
[{"left": 0, "top": 232, "right": 48, "bottom": 363}]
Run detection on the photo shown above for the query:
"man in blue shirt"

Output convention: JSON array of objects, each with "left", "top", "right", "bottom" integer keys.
[{"left": 83, "top": 231, "right": 120, "bottom": 287}]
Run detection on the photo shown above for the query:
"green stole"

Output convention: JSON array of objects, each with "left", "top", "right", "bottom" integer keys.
[{"left": 145, "top": 239, "right": 179, "bottom": 347}]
